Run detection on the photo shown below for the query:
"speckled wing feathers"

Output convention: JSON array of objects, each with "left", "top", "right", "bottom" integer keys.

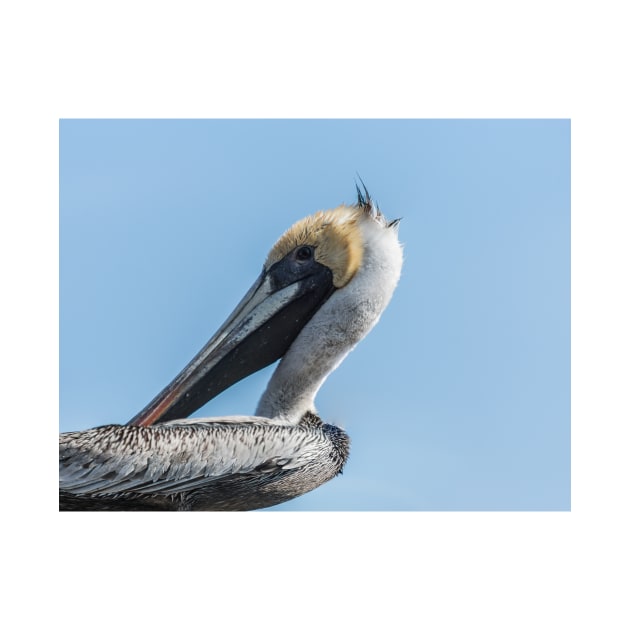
[{"left": 60, "top": 420, "right": 331, "bottom": 498}]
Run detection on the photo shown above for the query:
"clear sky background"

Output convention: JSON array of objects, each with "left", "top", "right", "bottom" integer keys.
[{"left": 59, "top": 119, "right": 570, "bottom": 511}]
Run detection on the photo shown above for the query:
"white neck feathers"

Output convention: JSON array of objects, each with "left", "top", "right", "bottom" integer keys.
[{"left": 256, "top": 212, "right": 403, "bottom": 422}]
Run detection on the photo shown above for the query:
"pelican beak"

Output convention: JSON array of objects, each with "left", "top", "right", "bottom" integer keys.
[{"left": 127, "top": 254, "right": 335, "bottom": 427}]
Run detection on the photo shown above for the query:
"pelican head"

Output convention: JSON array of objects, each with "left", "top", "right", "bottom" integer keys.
[{"left": 128, "top": 186, "right": 403, "bottom": 427}]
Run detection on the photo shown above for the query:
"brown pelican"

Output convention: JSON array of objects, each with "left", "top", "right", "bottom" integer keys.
[{"left": 59, "top": 186, "right": 403, "bottom": 510}]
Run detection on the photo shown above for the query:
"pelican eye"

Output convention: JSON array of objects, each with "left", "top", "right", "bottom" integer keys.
[{"left": 295, "top": 245, "right": 314, "bottom": 261}]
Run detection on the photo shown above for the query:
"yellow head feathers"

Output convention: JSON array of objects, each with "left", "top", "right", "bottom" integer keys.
[{"left": 265, "top": 205, "right": 364, "bottom": 288}]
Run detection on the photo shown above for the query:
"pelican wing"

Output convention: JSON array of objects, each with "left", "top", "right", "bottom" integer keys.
[{"left": 59, "top": 420, "right": 326, "bottom": 497}]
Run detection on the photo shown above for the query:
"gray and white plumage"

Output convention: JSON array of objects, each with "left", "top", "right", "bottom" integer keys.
[
  {"left": 59, "top": 187, "right": 402, "bottom": 511},
  {"left": 60, "top": 413, "right": 349, "bottom": 510}
]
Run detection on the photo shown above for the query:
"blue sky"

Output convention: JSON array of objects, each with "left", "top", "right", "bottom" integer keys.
[{"left": 59, "top": 119, "right": 570, "bottom": 510}]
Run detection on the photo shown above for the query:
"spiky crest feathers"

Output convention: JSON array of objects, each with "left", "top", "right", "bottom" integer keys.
[{"left": 265, "top": 185, "right": 400, "bottom": 288}]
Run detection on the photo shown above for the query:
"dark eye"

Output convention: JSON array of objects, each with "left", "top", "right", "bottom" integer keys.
[{"left": 295, "top": 246, "right": 313, "bottom": 261}]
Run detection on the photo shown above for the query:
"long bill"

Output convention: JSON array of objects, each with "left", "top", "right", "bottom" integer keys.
[{"left": 127, "top": 258, "right": 335, "bottom": 427}]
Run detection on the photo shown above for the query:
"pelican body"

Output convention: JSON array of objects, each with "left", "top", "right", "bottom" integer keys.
[{"left": 60, "top": 187, "right": 403, "bottom": 510}]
